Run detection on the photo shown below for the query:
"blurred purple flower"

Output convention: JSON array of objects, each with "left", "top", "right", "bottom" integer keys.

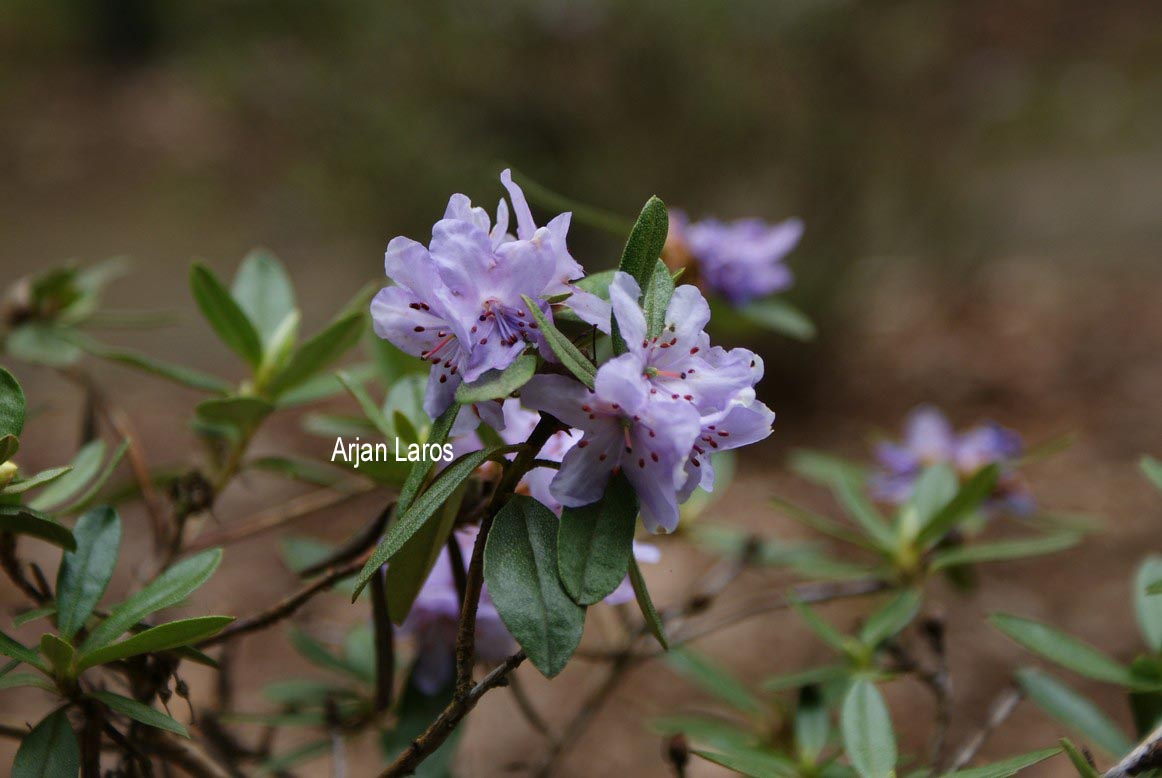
[
  {"left": 668, "top": 211, "right": 803, "bottom": 306},
  {"left": 371, "top": 170, "right": 604, "bottom": 418},
  {"left": 871, "top": 405, "right": 1031, "bottom": 513},
  {"left": 401, "top": 527, "right": 514, "bottom": 695}
]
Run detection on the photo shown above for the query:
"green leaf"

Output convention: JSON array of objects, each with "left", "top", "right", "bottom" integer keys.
[
  {"left": 1135, "top": 555, "right": 1162, "bottom": 652},
  {"left": 628, "top": 554, "right": 667, "bottom": 650},
  {"left": 385, "top": 479, "right": 467, "bottom": 625},
  {"left": 613, "top": 196, "right": 668, "bottom": 352},
  {"left": 521, "top": 295, "right": 596, "bottom": 389},
  {"left": 54, "top": 439, "right": 128, "bottom": 515},
  {"left": 230, "top": 249, "right": 297, "bottom": 344},
  {"left": 69, "top": 333, "right": 230, "bottom": 393},
  {"left": 1141, "top": 456, "right": 1162, "bottom": 492},
  {"left": 762, "top": 664, "right": 849, "bottom": 692},
  {"left": 6, "top": 324, "right": 81, "bottom": 367},
  {"left": 29, "top": 441, "right": 105, "bottom": 511},
  {"left": 989, "top": 613, "right": 1141, "bottom": 687},
  {"left": 650, "top": 714, "right": 763, "bottom": 754},
  {"left": 771, "top": 494, "right": 876, "bottom": 550},
  {"left": 484, "top": 495, "right": 585, "bottom": 678},
  {"left": 737, "top": 298, "right": 816, "bottom": 341},
  {"left": 641, "top": 259, "right": 675, "bottom": 338},
  {"left": 858, "top": 589, "right": 922, "bottom": 649},
  {"left": 12, "top": 709, "right": 79, "bottom": 778},
  {"left": 791, "top": 597, "right": 851, "bottom": 655},
  {"left": 269, "top": 310, "right": 365, "bottom": 396},
  {"left": 78, "top": 615, "right": 232, "bottom": 670},
  {"left": 0, "top": 505, "right": 76, "bottom": 550},
  {"left": 0, "top": 367, "right": 26, "bottom": 439},
  {"left": 13, "top": 606, "right": 56, "bottom": 628},
  {"left": 277, "top": 362, "right": 377, "bottom": 408},
  {"left": 0, "top": 630, "right": 47, "bottom": 672},
  {"left": 666, "top": 648, "right": 766, "bottom": 718},
  {"left": 0, "top": 672, "right": 56, "bottom": 692},
  {"left": 90, "top": 689, "right": 188, "bottom": 737},
  {"left": 1, "top": 466, "right": 73, "bottom": 496},
  {"left": 572, "top": 269, "right": 616, "bottom": 299},
  {"left": 795, "top": 684, "right": 830, "bottom": 764},
  {"left": 915, "top": 465, "right": 999, "bottom": 550},
  {"left": 289, "top": 628, "right": 372, "bottom": 683},
  {"left": 55, "top": 506, "right": 122, "bottom": 640},
  {"left": 691, "top": 747, "right": 797, "bottom": 778},
  {"left": 0, "top": 433, "right": 18, "bottom": 463},
  {"left": 397, "top": 401, "right": 458, "bottom": 513},
  {"left": 454, "top": 354, "right": 537, "bottom": 404},
  {"left": 1059, "top": 738, "right": 1099, "bottom": 778},
  {"left": 335, "top": 369, "right": 393, "bottom": 438},
  {"left": 81, "top": 548, "right": 222, "bottom": 653},
  {"left": 352, "top": 445, "right": 501, "bottom": 600},
  {"left": 39, "top": 634, "right": 74, "bottom": 678},
  {"left": 189, "top": 262, "right": 264, "bottom": 368},
  {"left": 557, "top": 472, "right": 638, "bottom": 605},
  {"left": 929, "top": 533, "right": 1081, "bottom": 571},
  {"left": 1016, "top": 668, "right": 1133, "bottom": 758},
  {"left": 901, "top": 464, "right": 958, "bottom": 539},
  {"left": 841, "top": 679, "right": 897, "bottom": 778},
  {"left": 247, "top": 456, "right": 349, "bottom": 488},
  {"left": 195, "top": 396, "right": 274, "bottom": 431},
  {"left": 945, "top": 747, "right": 1062, "bottom": 777}
]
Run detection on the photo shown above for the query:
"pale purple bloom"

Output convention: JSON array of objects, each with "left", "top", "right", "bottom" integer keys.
[
  {"left": 669, "top": 211, "right": 803, "bottom": 305},
  {"left": 871, "top": 405, "right": 1030, "bottom": 513},
  {"left": 680, "top": 392, "right": 777, "bottom": 501},
  {"left": 371, "top": 170, "right": 603, "bottom": 418},
  {"left": 521, "top": 357, "right": 701, "bottom": 534},
  {"left": 401, "top": 527, "right": 514, "bottom": 694}
]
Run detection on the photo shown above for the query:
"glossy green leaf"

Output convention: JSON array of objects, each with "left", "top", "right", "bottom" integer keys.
[
  {"left": 269, "top": 310, "right": 365, "bottom": 396},
  {"left": 38, "top": 634, "right": 74, "bottom": 678},
  {"left": 12, "top": 709, "right": 79, "bottom": 778},
  {"left": 454, "top": 354, "right": 537, "bottom": 404},
  {"left": 929, "top": 533, "right": 1081, "bottom": 571},
  {"left": 1016, "top": 668, "right": 1132, "bottom": 758},
  {"left": 82, "top": 548, "right": 222, "bottom": 652},
  {"left": 665, "top": 648, "right": 767, "bottom": 718},
  {"left": 612, "top": 196, "right": 668, "bottom": 352},
  {"left": 1141, "top": 456, "right": 1162, "bottom": 492},
  {"left": 1135, "top": 555, "right": 1162, "bottom": 652},
  {"left": 945, "top": 747, "right": 1062, "bottom": 777},
  {"left": 0, "top": 630, "right": 47, "bottom": 672},
  {"left": 55, "top": 506, "right": 122, "bottom": 640},
  {"left": 189, "top": 262, "right": 264, "bottom": 367},
  {"left": 0, "top": 367, "right": 26, "bottom": 438},
  {"left": 78, "top": 615, "right": 232, "bottom": 670},
  {"left": 0, "top": 505, "right": 76, "bottom": 550},
  {"left": 737, "top": 298, "right": 816, "bottom": 341},
  {"left": 352, "top": 444, "right": 500, "bottom": 600},
  {"left": 915, "top": 465, "right": 998, "bottom": 550},
  {"left": 858, "top": 589, "right": 922, "bottom": 648},
  {"left": 557, "top": 472, "right": 637, "bottom": 605},
  {"left": 29, "top": 441, "right": 105, "bottom": 511},
  {"left": 230, "top": 249, "right": 297, "bottom": 344},
  {"left": 70, "top": 334, "right": 230, "bottom": 393},
  {"left": 484, "top": 495, "right": 585, "bottom": 677},
  {"left": 521, "top": 295, "right": 596, "bottom": 388},
  {"left": 990, "top": 613, "right": 1140, "bottom": 687},
  {"left": 841, "top": 679, "right": 897, "bottom": 778},
  {"left": 795, "top": 684, "right": 830, "bottom": 764},
  {"left": 629, "top": 554, "right": 667, "bottom": 650},
  {"left": 90, "top": 689, "right": 188, "bottom": 737}
]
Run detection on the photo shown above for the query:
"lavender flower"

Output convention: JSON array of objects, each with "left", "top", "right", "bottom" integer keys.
[
  {"left": 401, "top": 527, "right": 514, "bottom": 695},
  {"left": 668, "top": 211, "right": 803, "bottom": 305},
  {"left": 871, "top": 405, "right": 1031, "bottom": 513},
  {"left": 370, "top": 170, "right": 604, "bottom": 418}
]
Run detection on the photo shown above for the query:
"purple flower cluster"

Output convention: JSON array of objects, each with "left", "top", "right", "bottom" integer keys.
[
  {"left": 668, "top": 211, "right": 803, "bottom": 305},
  {"left": 871, "top": 405, "right": 1032, "bottom": 514},
  {"left": 522, "top": 273, "right": 775, "bottom": 533},
  {"left": 371, "top": 170, "right": 608, "bottom": 418}
]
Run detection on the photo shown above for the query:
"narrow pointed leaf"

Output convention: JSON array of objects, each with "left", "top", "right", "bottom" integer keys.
[
  {"left": 841, "top": 678, "right": 897, "bottom": 778},
  {"left": 0, "top": 630, "right": 47, "bottom": 671},
  {"left": 613, "top": 196, "right": 668, "bottom": 352},
  {"left": 1135, "top": 555, "right": 1162, "bottom": 652},
  {"left": 1, "top": 467, "right": 71, "bottom": 496},
  {"left": 557, "top": 472, "right": 637, "bottom": 605},
  {"left": 29, "top": 441, "right": 105, "bottom": 511},
  {"left": 521, "top": 295, "right": 596, "bottom": 388},
  {"left": 230, "top": 249, "right": 297, "bottom": 344},
  {"left": 56, "top": 506, "right": 122, "bottom": 640},
  {"left": 738, "top": 298, "right": 816, "bottom": 341},
  {"left": 0, "top": 505, "right": 76, "bottom": 550},
  {"left": 269, "top": 310, "right": 365, "bottom": 396},
  {"left": 915, "top": 465, "right": 999, "bottom": 550},
  {"left": 1016, "top": 668, "right": 1133, "bottom": 758},
  {"left": 454, "top": 354, "right": 537, "bottom": 404},
  {"left": 69, "top": 334, "right": 230, "bottom": 393},
  {"left": 54, "top": 439, "right": 128, "bottom": 515},
  {"left": 692, "top": 747, "right": 797, "bottom": 777},
  {"left": 945, "top": 747, "right": 1062, "bottom": 777},
  {"left": 665, "top": 648, "right": 766, "bottom": 718},
  {"left": 859, "top": 589, "right": 922, "bottom": 648},
  {"left": 990, "top": 613, "right": 1139, "bottom": 687},
  {"left": 90, "top": 689, "right": 189, "bottom": 737},
  {"left": 12, "top": 709, "right": 79, "bottom": 778},
  {"left": 930, "top": 533, "right": 1080, "bottom": 571},
  {"left": 641, "top": 259, "right": 675, "bottom": 338},
  {"left": 484, "top": 495, "right": 584, "bottom": 677},
  {"left": 78, "top": 615, "right": 233, "bottom": 670},
  {"left": 385, "top": 479, "right": 466, "bottom": 625},
  {"left": 190, "top": 262, "right": 264, "bottom": 367},
  {"left": 629, "top": 554, "right": 667, "bottom": 650}
]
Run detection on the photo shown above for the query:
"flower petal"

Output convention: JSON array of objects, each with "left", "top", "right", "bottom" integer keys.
[{"left": 609, "top": 272, "right": 647, "bottom": 352}]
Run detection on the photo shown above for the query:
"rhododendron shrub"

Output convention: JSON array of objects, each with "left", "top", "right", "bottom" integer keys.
[{"left": 1, "top": 171, "right": 1159, "bottom": 778}]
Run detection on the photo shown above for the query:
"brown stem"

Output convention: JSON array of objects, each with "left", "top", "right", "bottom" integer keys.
[
  {"left": 0, "top": 534, "right": 48, "bottom": 604},
  {"left": 199, "top": 555, "right": 366, "bottom": 648},
  {"left": 378, "top": 652, "right": 526, "bottom": 778}
]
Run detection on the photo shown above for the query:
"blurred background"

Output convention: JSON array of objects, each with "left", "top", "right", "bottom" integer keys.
[{"left": 2, "top": 0, "right": 1162, "bottom": 775}]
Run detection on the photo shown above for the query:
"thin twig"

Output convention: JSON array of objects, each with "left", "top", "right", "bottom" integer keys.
[
  {"left": 1102, "top": 720, "right": 1162, "bottom": 778},
  {"left": 379, "top": 652, "right": 527, "bottom": 778},
  {"left": 945, "top": 683, "right": 1024, "bottom": 772},
  {"left": 200, "top": 556, "right": 366, "bottom": 647}
]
